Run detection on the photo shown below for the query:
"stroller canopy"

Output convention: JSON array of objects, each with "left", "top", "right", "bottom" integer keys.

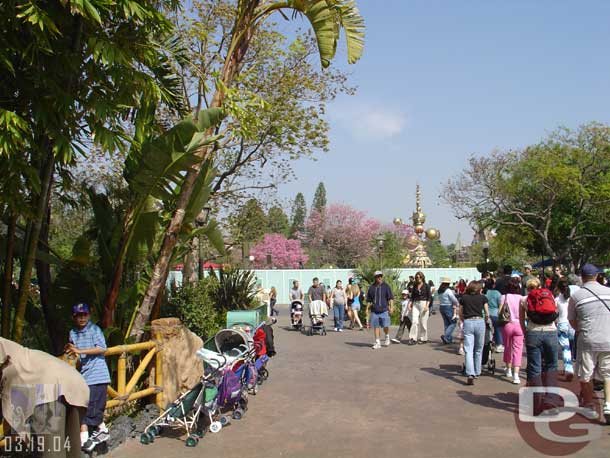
[{"left": 214, "top": 328, "right": 252, "bottom": 356}]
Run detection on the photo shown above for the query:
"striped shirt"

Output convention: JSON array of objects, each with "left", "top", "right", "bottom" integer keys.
[
  {"left": 568, "top": 281, "right": 610, "bottom": 352},
  {"left": 69, "top": 321, "right": 111, "bottom": 385}
]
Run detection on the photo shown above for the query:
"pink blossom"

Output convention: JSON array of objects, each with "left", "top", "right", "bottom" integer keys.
[
  {"left": 302, "top": 204, "right": 381, "bottom": 267},
  {"left": 250, "top": 234, "right": 309, "bottom": 269}
]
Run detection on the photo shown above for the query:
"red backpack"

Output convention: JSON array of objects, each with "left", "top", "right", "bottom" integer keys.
[{"left": 527, "top": 288, "right": 558, "bottom": 325}]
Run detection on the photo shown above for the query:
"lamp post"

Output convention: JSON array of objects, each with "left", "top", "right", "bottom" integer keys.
[
  {"left": 376, "top": 235, "right": 385, "bottom": 268},
  {"left": 482, "top": 240, "right": 490, "bottom": 274},
  {"left": 196, "top": 207, "right": 211, "bottom": 280}
]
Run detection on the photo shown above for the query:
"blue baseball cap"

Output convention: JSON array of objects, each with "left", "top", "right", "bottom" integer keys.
[
  {"left": 581, "top": 264, "right": 601, "bottom": 277},
  {"left": 72, "top": 303, "right": 90, "bottom": 315}
]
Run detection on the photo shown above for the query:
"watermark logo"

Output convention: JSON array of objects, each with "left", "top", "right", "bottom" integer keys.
[
  {"left": 8, "top": 384, "right": 64, "bottom": 436},
  {"left": 515, "top": 386, "right": 603, "bottom": 456}
]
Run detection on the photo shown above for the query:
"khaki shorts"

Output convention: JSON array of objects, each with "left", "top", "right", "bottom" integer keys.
[{"left": 576, "top": 350, "right": 610, "bottom": 382}]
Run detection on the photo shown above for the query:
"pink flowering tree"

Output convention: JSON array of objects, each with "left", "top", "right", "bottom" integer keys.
[
  {"left": 303, "top": 204, "right": 381, "bottom": 267},
  {"left": 250, "top": 234, "right": 309, "bottom": 269}
]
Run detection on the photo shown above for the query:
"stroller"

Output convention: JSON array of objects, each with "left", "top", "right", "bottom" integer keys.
[
  {"left": 140, "top": 352, "right": 233, "bottom": 447},
  {"left": 307, "top": 299, "right": 328, "bottom": 336},
  {"left": 290, "top": 300, "right": 304, "bottom": 331},
  {"left": 481, "top": 321, "right": 496, "bottom": 374}
]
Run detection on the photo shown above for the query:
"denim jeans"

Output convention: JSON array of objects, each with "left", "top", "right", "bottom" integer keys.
[
  {"left": 490, "top": 315, "right": 504, "bottom": 346},
  {"left": 463, "top": 318, "right": 486, "bottom": 376},
  {"left": 526, "top": 330, "right": 559, "bottom": 384},
  {"left": 440, "top": 306, "right": 456, "bottom": 343},
  {"left": 333, "top": 305, "right": 345, "bottom": 330},
  {"left": 557, "top": 322, "right": 575, "bottom": 374}
]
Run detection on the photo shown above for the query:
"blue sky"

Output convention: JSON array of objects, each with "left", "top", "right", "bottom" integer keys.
[{"left": 277, "top": 0, "right": 610, "bottom": 244}]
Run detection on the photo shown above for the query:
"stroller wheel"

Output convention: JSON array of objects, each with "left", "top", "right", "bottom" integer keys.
[
  {"left": 150, "top": 425, "right": 161, "bottom": 436},
  {"left": 209, "top": 421, "right": 222, "bottom": 433},
  {"left": 490, "top": 359, "right": 496, "bottom": 375},
  {"left": 219, "top": 415, "right": 231, "bottom": 426},
  {"left": 185, "top": 436, "right": 199, "bottom": 447},
  {"left": 260, "top": 368, "right": 269, "bottom": 380},
  {"left": 232, "top": 408, "right": 244, "bottom": 420},
  {"left": 140, "top": 433, "right": 151, "bottom": 445}
]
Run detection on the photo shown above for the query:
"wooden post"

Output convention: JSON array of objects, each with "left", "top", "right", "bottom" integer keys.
[
  {"left": 154, "top": 330, "right": 164, "bottom": 409},
  {"left": 117, "top": 353, "right": 126, "bottom": 395}
]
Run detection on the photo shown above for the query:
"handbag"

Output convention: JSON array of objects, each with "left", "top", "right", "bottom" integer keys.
[{"left": 497, "top": 295, "right": 511, "bottom": 326}]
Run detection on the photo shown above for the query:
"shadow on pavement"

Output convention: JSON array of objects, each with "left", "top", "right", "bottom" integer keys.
[
  {"left": 344, "top": 341, "right": 375, "bottom": 348},
  {"left": 420, "top": 364, "right": 469, "bottom": 385},
  {"left": 456, "top": 390, "right": 518, "bottom": 413}
]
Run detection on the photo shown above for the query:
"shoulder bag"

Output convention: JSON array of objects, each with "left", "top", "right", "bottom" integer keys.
[{"left": 497, "top": 294, "right": 511, "bottom": 326}]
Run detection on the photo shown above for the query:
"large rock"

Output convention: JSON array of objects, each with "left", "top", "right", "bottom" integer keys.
[{"left": 151, "top": 318, "right": 204, "bottom": 408}]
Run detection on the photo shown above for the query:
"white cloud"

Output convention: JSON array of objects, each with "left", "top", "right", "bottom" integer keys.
[{"left": 330, "top": 102, "right": 408, "bottom": 140}]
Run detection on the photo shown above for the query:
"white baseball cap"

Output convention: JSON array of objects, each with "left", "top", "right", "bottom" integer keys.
[
  {"left": 374, "top": 270, "right": 383, "bottom": 276},
  {"left": 401, "top": 289, "right": 409, "bottom": 295}
]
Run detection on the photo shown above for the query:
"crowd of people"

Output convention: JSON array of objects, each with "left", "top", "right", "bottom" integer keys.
[
  {"left": 416, "top": 263, "right": 609, "bottom": 422},
  {"left": 278, "top": 263, "right": 610, "bottom": 424}
]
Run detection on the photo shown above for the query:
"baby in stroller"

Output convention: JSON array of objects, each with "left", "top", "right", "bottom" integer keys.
[
  {"left": 308, "top": 299, "right": 328, "bottom": 336},
  {"left": 290, "top": 300, "right": 304, "bottom": 331}
]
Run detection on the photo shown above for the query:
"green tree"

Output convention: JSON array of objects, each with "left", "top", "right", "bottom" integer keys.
[
  {"left": 266, "top": 206, "right": 290, "bottom": 236},
  {"left": 230, "top": 199, "right": 267, "bottom": 245},
  {"left": 442, "top": 123, "right": 610, "bottom": 271},
  {"left": 379, "top": 232, "right": 407, "bottom": 268},
  {"left": 290, "top": 192, "right": 307, "bottom": 238},
  {"left": 425, "top": 240, "right": 451, "bottom": 268},
  {"left": 132, "top": 0, "right": 365, "bottom": 339},
  {"left": 312, "top": 182, "right": 327, "bottom": 214},
  {"left": 1, "top": 0, "right": 184, "bottom": 345}
]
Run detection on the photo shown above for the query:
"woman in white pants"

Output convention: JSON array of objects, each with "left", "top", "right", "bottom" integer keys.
[{"left": 408, "top": 271, "right": 432, "bottom": 345}]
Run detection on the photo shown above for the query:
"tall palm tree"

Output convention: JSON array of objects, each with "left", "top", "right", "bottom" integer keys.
[{"left": 130, "top": 0, "right": 365, "bottom": 339}]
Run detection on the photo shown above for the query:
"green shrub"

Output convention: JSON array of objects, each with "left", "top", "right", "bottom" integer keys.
[
  {"left": 165, "top": 277, "right": 224, "bottom": 340},
  {"left": 211, "top": 267, "right": 258, "bottom": 310}
]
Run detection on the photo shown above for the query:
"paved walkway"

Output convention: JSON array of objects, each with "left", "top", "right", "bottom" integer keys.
[{"left": 110, "top": 305, "right": 610, "bottom": 458}]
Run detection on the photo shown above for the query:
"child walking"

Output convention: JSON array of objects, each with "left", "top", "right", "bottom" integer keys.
[{"left": 65, "top": 303, "right": 111, "bottom": 453}]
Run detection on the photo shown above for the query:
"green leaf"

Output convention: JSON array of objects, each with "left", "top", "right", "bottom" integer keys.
[{"left": 196, "top": 108, "right": 225, "bottom": 132}]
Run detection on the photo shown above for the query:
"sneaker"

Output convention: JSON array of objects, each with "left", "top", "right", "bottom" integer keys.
[
  {"left": 505, "top": 367, "right": 513, "bottom": 378},
  {"left": 383, "top": 337, "right": 391, "bottom": 347},
  {"left": 334, "top": 328, "right": 338, "bottom": 332},
  {"left": 408, "top": 339, "right": 417, "bottom": 346},
  {"left": 578, "top": 404, "right": 599, "bottom": 420},
  {"left": 82, "top": 429, "right": 109, "bottom": 452},
  {"left": 496, "top": 345, "right": 504, "bottom": 353},
  {"left": 338, "top": 328, "right": 344, "bottom": 332},
  {"left": 603, "top": 405, "right": 610, "bottom": 425},
  {"left": 467, "top": 376, "right": 474, "bottom": 385},
  {"left": 390, "top": 338, "right": 401, "bottom": 344},
  {"left": 458, "top": 348, "right": 465, "bottom": 355},
  {"left": 440, "top": 335, "right": 448, "bottom": 344},
  {"left": 512, "top": 376, "right": 521, "bottom": 385},
  {"left": 372, "top": 341, "right": 381, "bottom": 350},
  {"left": 418, "top": 340, "right": 427, "bottom": 345}
]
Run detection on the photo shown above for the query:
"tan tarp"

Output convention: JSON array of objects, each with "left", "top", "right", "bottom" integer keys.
[
  {"left": 0, "top": 337, "right": 89, "bottom": 433},
  {"left": 151, "top": 318, "right": 203, "bottom": 408}
]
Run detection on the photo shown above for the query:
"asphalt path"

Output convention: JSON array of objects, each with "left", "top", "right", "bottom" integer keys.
[{"left": 109, "top": 304, "right": 610, "bottom": 458}]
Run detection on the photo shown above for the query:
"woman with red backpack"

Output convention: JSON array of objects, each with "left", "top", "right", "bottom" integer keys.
[{"left": 520, "top": 277, "right": 559, "bottom": 409}]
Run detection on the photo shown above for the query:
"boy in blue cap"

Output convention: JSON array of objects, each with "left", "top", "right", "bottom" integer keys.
[{"left": 65, "top": 303, "right": 111, "bottom": 452}]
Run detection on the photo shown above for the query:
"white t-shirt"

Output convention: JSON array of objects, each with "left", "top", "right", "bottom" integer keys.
[{"left": 555, "top": 294, "right": 570, "bottom": 324}]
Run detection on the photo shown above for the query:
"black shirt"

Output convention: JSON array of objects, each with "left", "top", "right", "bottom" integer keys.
[
  {"left": 411, "top": 283, "right": 431, "bottom": 302},
  {"left": 459, "top": 294, "right": 487, "bottom": 319}
]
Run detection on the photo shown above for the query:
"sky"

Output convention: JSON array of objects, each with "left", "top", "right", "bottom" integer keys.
[{"left": 276, "top": 0, "right": 610, "bottom": 244}]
